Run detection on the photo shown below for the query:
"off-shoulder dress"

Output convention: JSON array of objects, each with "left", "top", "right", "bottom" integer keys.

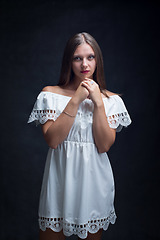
[{"left": 28, "top": 91, "right": 131, "bottom": 239}]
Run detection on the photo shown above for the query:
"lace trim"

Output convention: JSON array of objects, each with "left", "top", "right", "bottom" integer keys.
[
  {"left": 27, "top": 110, "right": 60, "bottom": 125},
  {"left": 39, "top": 211, "right": 116, "bottom": 239},
  {"left": 107, "top": 111, "right": 131, "bottom": 128},
  {"left": 27, "top": 109, "right": 93, "bottom": 125},
  {"left": 28, "top": 109, "right": 131, "bottom": 130}
]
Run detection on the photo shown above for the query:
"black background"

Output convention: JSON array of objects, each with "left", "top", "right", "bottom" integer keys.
[{"left": 1, "top": 0, "right": 160, "bottom": 239}]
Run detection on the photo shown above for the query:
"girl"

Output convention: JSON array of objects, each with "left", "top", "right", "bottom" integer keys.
[{"left": 28, "top": 32, "right": 131, "bottom": 240}]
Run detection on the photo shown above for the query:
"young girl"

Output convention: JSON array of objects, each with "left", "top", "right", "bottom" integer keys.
[{"left": 28, "top": 32, "right": 131, "bottom": 240}]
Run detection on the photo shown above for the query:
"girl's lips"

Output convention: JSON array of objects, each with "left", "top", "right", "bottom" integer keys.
[{"left": 80, "top": 70, "right": 90, "bottom": 74}]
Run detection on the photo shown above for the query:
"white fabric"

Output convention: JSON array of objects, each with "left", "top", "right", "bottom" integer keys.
[{"left": 28, "top": 91, "right": 131, "bottom": 239}]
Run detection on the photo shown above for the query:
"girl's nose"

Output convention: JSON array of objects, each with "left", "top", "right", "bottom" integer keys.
[{"left": 82, "top": 58, "right": 88, "bottom": 68}]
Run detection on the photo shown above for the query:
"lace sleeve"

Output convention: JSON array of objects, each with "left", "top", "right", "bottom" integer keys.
[
  {"left": 28, "top": 109, "right": 59, "bottom": 125},
  {"left": 27, "top": 92, "right": 67, "bottom": 126},
  {"left": 103, "top": 95, "right": 132, "bottom": 132}
]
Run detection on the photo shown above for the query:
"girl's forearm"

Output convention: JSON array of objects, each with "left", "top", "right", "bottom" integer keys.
[
  {"left": 93, "top": 103, "right": 116, "bottom": 153},
  {"left": 42, "top": 97, "right": 79, "bottom": 149}
]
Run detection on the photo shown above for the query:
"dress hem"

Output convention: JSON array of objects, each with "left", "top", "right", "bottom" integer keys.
[{"left": 39, "top": 211, "right": 116, "bottom": 239}]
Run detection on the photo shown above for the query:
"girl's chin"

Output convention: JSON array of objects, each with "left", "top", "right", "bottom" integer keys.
[{"left": 81, "top": 74, "right": 93, "bottom": 80}]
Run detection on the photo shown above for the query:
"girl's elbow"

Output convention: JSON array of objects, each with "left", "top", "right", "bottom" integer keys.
[
  {"left": 49, "top": 143, "right": 58, "bottom": 149},
  {"left": 98, "top": 146, "right": 110, "bottom": 153},
  {"left": 98, "top": 140, "right": 115, "bottom": 153},
  {"left": 43, "top": 133, "right": 59, "bottom": 149},
  {"left": 48, "top": 139, "right": 63, "bottom": 149},
  {"left": 45, "top": 138, "right": 58, "bottom": 149}
]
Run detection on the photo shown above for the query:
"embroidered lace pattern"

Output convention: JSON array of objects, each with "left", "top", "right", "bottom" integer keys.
[
  {"left": 28, "top": 109, "right": 60, "bottom": 125},
  {"left": 107, "top": 111, "right": 131, "bottom": 128},
  {"left": 39, "top": 211, "right": 116, "bottom": 239},
  {"left": 28, "top": 109, "right": 130, "bottom": 130}
]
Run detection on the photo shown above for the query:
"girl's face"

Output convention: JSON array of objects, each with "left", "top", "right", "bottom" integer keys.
[{"left": 72, "top": 43, "right": 96, "bottom": 81}]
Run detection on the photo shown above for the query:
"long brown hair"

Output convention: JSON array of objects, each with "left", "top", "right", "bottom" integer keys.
[{"left": 58, "top": 32, "right": 108, "bottom": 97}]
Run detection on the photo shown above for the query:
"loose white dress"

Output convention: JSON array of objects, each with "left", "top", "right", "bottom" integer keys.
[{"left": 28, "top": 91, "right": 131, "bottom": 239}]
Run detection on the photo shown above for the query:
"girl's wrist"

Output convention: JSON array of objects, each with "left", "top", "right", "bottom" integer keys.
[
  {"left": 70, "top": 95, "right": 81, "bottom": 106},
  {"left": 93, "top": 96, "right": 103, "bottom": 108},
  {"left": 94, "top": 101, "right": 103, "bottom": 109}
]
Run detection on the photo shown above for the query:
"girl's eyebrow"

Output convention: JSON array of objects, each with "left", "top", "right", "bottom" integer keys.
[{"left": 73, "top": 53, "right": 95, "bottom": 57}]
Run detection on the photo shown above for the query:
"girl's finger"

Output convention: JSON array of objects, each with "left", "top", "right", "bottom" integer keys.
[
  {"left": 81, "top": 81, "right": 91, "bottom": 90},
  {"left": 82, "top": 81, "right": 90, "bottom": 86},
  {"left": 84, "top": 77, "right": 92, "bottom": 81},
  {"left": 84, "top": 78, "right": 94, "bottom": 83},
  {"left": 82, "top": 80, "right": 93, "bottom": 85}
]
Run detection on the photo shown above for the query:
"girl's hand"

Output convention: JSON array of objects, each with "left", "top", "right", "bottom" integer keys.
[
  {"left": 72, "top": 82, "right": 89, "bottom": 104},
  {"left": 81, "top": 78, "right": 103, "bottom": 106}
]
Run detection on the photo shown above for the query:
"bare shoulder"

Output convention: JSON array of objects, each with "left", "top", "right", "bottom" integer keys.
[
  {"left": 102, "top": 90, "right": 118, "bottom": 98},
  {"left": 42, "top": 85, "right": 75, "bottom": 97},
  {"left": 106, "top": 90, "right": 117, "bottom": 96},
  {"left": 42, "top": 85, "right": 61, "bottom": 93}
]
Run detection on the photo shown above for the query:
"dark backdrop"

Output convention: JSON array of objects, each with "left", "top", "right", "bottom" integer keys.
[{"left": 1, "top": 0, "right": 160, "bottom": 239}]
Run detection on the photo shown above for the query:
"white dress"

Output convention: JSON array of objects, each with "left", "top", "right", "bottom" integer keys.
[{"left": 28, "top": 91, "right": 131, "bottom": 239}]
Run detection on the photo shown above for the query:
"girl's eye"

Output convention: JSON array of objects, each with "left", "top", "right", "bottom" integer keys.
[
  {"left": 88, "top": 55, "right": 95, "bottom": 60},
  {"left": 73, "top": 56, "right": 81, "bottom": 61}
]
